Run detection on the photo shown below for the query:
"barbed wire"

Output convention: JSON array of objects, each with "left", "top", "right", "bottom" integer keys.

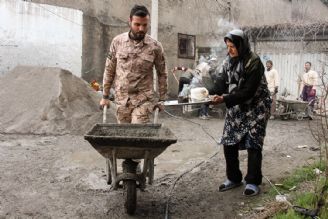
[{"left": 244, "top": 22, "right": 328, "bottom": 42}]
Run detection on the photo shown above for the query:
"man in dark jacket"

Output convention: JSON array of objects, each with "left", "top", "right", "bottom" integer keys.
[{"left": 211, "top": 29, "right": 271, "bottom": 196}]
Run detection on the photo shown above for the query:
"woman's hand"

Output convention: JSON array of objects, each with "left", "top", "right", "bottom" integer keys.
[{"left": 211, "top": 95, "right": 224, "bottom": 105}]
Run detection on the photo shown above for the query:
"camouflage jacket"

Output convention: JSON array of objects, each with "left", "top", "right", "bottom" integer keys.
[{"left": 102, "top": 32, "right": 167, "bottom": 106}]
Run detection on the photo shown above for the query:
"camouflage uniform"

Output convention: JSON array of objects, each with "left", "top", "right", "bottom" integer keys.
[{"left": 103, "top": 32, "right": 167, "bottom": 124}]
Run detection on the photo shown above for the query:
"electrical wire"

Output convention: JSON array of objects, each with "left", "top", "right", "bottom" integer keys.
[
  {"left": 163, "top": 108, "right": 220, "bottom": 218},
  {"left": 163, "top": 109, "right": 219, "bottom": 144},
  {"left": 22, "top": 0, "right": 84, "bottom": 26},
  {"left": 163, "top": 109, "right": 298, "bottom": 217}
]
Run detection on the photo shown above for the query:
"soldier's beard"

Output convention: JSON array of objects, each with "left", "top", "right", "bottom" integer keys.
[{"left": 129, "top": 30, "right": 145, "bottom": 41}]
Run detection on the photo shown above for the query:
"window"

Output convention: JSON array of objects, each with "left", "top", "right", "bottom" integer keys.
[{"left": 178, "top": 33, "right": 195, "bottom": 59}]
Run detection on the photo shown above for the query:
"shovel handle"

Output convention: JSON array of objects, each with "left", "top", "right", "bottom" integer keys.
[
  {"left": 154, "top": 107, "right": 159, "bottom": 124},
  {"left": 172, "top": 70, "right": 179, "bottom": 84}
]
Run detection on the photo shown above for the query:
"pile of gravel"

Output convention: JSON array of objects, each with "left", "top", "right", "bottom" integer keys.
[{"left": 0, "top": 66, "right": 116, "bottom": 135}]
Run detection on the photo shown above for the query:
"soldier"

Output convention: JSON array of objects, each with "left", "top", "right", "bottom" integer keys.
[{"left": 99, "top": 5, "right": 167, "bottom": 124}]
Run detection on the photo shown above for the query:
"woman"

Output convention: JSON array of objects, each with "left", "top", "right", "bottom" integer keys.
[{"left": 211, "top": 29, "right": 271, "bottom": 196}]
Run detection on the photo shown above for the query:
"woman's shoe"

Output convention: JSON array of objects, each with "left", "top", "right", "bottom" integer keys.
[
  {"left": 219, "top": 179, "right": 243, "bottom": 192},
  {"left": 243, "top": 184, "right": 260, "bottom": 197}
]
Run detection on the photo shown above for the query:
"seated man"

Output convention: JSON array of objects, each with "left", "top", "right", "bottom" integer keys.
[
  {"left": 173, "top": 66, "right": 193, "bottom": 94},
  {"left": 173, "top": 63, "right": 212, "bottom": 119}
]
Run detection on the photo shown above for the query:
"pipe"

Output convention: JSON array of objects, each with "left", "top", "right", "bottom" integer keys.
[{"left": 151, "top": 0, "right": 159, "bottom": 93}]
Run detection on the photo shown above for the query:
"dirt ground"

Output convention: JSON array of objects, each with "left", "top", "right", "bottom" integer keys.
[{"left": 0, "top": 108, "right": 320, "bottom": 219}]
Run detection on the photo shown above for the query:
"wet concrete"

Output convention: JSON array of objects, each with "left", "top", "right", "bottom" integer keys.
[{"left": 67, "top": 115, "right": 220, "bottom": 179}]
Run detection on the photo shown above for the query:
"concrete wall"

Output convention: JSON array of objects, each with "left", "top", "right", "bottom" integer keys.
[
  {"left": 0, "top": 0, "right": 82, "bottom": 76},
  {"left": 32, "top": 0, "right": 230, "bottom": 34},
  {"left": 232, "top": 0, "right": 328, "bottom": 26},
  {"left": 82, "top": 15, "right": 109, "bottom": 83},
  {"left": 5, "top": 0, "right": 328, "bottom": 95},
  {"left": 33, "top": 0, "right": 328, "bottom": 27},
  {"left": 76, "top": 0, "right": 231, "bottom": 95}
]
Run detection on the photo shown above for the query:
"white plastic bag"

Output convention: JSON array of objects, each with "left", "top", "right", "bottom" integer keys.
[{"left": 190, "top": 87, "right": 209, "bottom": 102}]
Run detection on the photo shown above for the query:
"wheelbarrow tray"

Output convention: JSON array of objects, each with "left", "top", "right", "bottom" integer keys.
[
  {"left": 277, "top": 99, "right": 308, "bottom": 112},
  {"left": 164, "top": 99, "right": 211, "bottom": 106},
  {"left": 84, "top": 123, "right": 177, "bottom": 159}
]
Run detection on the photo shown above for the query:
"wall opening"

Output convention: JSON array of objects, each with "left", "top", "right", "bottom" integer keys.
[
  {"left": 0, "top": 0, "right": 82, "bottom": 76},
  {"left": 178, "top": 33, "right": 195, "bottom": 59}
]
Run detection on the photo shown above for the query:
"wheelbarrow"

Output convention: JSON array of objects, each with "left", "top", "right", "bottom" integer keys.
[
  {"left": 275, "top": 98, "right": 309, "bottom": 120},
  {"left": 84, "top": 106, "right": 177, "bottom": 214}
]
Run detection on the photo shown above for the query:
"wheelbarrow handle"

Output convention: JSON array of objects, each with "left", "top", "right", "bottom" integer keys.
[
  {"left": 154, "top": 107, "right": 159, "bottom": 124},
  {"left": 103, "top": 105, "right": 107, "bottom": 124}
]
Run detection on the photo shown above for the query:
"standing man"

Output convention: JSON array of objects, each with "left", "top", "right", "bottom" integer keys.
[
  {"left": 300, "top": 61, "right": 318, "bottom": 119},
  {"left": 265, "top": 60, "right": 279, "bottom": 119},
  {"left": 99, "top": 5, "right": 167, "bottom": 124}
]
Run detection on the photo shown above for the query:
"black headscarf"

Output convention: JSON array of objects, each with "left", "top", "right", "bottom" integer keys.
[
  {"left": 221, "top": 29, "right": 252, "bottom": 95},
  {"left": 224, "top": 29, "right": 250, "bottom": 60}
]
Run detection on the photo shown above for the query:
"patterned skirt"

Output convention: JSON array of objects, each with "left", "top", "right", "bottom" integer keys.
[{"left": 219, "top": 96, "right": 272, "bottom": 150}]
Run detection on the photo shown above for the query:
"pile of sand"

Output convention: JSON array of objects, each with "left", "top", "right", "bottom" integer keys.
[{"left": 0, "top": 66, "right": 116, "bottom": 135}]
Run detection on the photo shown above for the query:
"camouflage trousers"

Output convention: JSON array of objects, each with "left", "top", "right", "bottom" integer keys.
[{"left": 116, "top": 100, "right": 154, "bottom": 124}]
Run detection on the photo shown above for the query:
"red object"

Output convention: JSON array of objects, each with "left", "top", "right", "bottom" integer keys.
[{"left": 309, "top": 89, "right": 316, "bottom": 97}]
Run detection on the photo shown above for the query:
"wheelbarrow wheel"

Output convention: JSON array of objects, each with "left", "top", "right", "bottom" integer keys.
[
  {"left": 280, "top": 114, "right": 290, "bottom": 120},
  {"left": 124, "top": 180, "right": 137, "bottom": 215},
  {"left": 296, "top": 113, "right": 304, "bottom": 121}
]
